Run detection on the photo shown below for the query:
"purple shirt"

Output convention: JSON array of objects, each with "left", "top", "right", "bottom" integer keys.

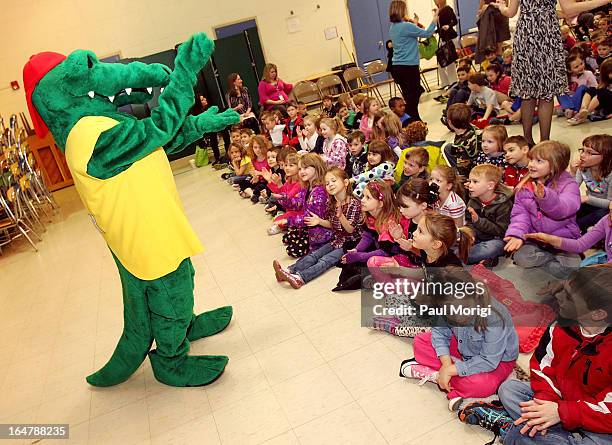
[
  {"left": 560, "top": 214, "right": 612, "bottom": 262},
  {"left": 286, "top": 185, "right": 333, "bottom": 251}
]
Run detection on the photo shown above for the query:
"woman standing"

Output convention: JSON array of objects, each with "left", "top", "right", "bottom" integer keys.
[
  {"left": 226, "top": 73, "right": 259, "bottom": 133},
  {"left": 435, "top": 0, "right": 459, "bottom": 91},
  {"left": 494, "top": 0, "right": 612, "bottom": 146},
  {"left": 389, "top": 0, "right": 438, "bottom": 123},
  {"left": 257, "top": 63, "right": 293, "bottom": 112}
]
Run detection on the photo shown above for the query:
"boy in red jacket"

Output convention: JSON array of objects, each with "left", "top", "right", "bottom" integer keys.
[
  {"left": 459, "top": 265, "right": 612, "bottom": 445},
  {"left": 282, "top": 101, "right": 304, "bottom": 148}
]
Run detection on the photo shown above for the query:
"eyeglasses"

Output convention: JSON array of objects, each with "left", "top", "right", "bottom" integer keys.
[{"left": 578, "top": 147, "right": 602, "bottom": 156}]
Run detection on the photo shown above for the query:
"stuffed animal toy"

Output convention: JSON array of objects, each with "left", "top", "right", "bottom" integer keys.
[{"left": 23, "top": 33, "right": 240, "bottom": 387}]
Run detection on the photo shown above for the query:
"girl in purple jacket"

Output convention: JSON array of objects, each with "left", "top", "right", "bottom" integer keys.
[
  {"left": 503, "top": 141, "right": 581, "bottom": 279},
  {"left": 282, "top": 153, "right": 333, "bottom": 255}
]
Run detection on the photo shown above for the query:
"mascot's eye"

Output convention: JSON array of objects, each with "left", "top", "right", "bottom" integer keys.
[{"left": 87, "top": 55, "right": 94, "bottom": 69}]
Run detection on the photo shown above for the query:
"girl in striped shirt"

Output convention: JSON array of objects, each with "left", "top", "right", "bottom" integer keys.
[{"left": 430, "top": 165, "right": 466, "bottom": 227}]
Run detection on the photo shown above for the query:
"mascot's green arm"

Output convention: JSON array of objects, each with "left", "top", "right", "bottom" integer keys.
[{"left": 87, "top": 35, "right": 239, "bottom": 179}]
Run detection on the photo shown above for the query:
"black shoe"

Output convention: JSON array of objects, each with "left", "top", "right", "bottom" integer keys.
[
  {"left": 332, "top": 274, "right": 362, "bottom": 292},
  {"left": 250, "top": 194, "right": 260, "bottom": 204},
  {"left": 221, "top": 172, "right": 233, "bottom": 180},
  {"left": 481, "top": 257, "right": 499, "bottom": 269}
]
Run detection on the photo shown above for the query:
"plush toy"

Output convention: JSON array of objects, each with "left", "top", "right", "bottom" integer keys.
[{"left": 23, "top": 33, "right": 240, "bottom": 387}]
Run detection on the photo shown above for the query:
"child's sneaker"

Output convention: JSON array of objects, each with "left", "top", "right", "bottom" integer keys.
[
  {"left": 399, "top": 359, "right": 438, "bottom": 385},
  {"left": 448, "top": 396, "right": 463, "bottom": 412},
  {"left": 458, "top": 400, "right": 512, "bottom": 445},
  {"left": 394, "top": 326, "right": 431, "bottom": 338},
  {"left": 267, "top": 224, "right": 282, "bottom": 235},
  {"left": 372, "top": 316, "right": 401, "bottom": 335}
]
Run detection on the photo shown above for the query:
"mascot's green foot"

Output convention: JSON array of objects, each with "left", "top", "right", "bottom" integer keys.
[
  {"left": 187, "top": 306, "right": 233, "bottom": 341},
  {"left": 148, "top": 351, "right": 228, "bottom": 387}
]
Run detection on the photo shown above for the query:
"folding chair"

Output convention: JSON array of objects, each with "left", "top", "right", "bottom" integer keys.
[
  {"left": 342, "top": 66, "right": 373, "bottom": 98},
  {"left": 291, "top": 80, "right": 323, "bottom": 111},
  {"left": 316, "top": 75, "right": 346, "bottom": 100}
]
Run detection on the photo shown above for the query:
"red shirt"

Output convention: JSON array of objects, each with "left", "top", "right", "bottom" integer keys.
[
  {"left": 503, "top": 164, "right": 528, "bottom": 188},
  {"left": 490, "top": 75, "right": 512, "bottom": 96}
]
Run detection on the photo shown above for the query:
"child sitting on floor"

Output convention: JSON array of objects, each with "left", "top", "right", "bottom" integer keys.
[
  {"left": 431, "top": 165, "right": 467, "bottom": 227},
  {"left": 476, "top": 124, "right": 507, "bottom": 169},
  {"left": 280, "top": 154, "right": 333, "bottom": 257},
  {"left": 273, "top": 168, "right": 362, "bottom": 289},
  {"left": 395, "top": 147, "right": 430, "bottom": 189},
  {"left": 503, "top": 135, "right": 530, "bottom": 188},
  {"left": 334, "top": 180, "right": 398, "bottom": 291},
  {"left": 402, "top": 266, "right": 519, "bottom": 412},
  {"left": 570, "top": 134, "right": 612, "bottom": 233},
  {"left": 297, "top": 115, "right": 324, "bottom": 155},
  {"left": 465, "top": 164, "right": 513, "bottom": 267},
  {"left": 282, "top": 101, "right": 304, "bottom": 148},
  {"left": 345, "top": 130, "right": 368, "bottom": 178},
  {"left": 266, "top": 150, "right": 302, "bottom": 232},
  {"left": 504, "top": 141, "right": 582, "bottom": 279},
  {"left": 359, "top": 97, "right": 381, "bottom": 141},
  {"left": 460, "top": 266, "right": 612, "bottom": 445},
  {"left": 373, "top": 112, "right": 408, "bottom": 157},
  {"left": 467, "top": 73, "right": 500, "bottom": 123},
  {"left": 236, "top": 135, "right": 270, "bottom": 203},
  {"left": 443, "top": 103, "right": 482, "bottom": 177},
  {"left": 388, "top": 96, "right": 410, "bottom": 127},
  {"left": 351, "top": 140, "right": 396, "bottom": 198},
  {"left": 320, "top": 117, "right": 349, "bottom": 169}
]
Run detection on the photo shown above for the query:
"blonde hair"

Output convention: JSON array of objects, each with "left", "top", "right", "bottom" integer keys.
[
  {"left": 363, "top": 97, "right": 380, "bottom": 117},
  {"left": 319, "top": 116, "right": 347, "bottom": 137},
  {"left": 482, "top": 125, "right": 508, "bottom": 153},
  {"left": 353, "top": 94, "right": 367, "bottom": 107},
  {"left": 470, "top": 164, "right": 503, "bottom": 184},
  {"left": 299, "top": 153, "right": 327, "bottom": 187},
  {"left": 502, "top": 48, "right": 513, "bottom": 58},
  {"left": 262, "top": 63, "right": 278, "bottom": 83},
  {"left": 405, "top": 147, "right": 429, "bottom": 168},
  {"left": 518, "top": 140, "right": 571, "bottom": 188}
]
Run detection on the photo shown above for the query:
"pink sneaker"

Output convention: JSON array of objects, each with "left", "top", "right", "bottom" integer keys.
[{"left": 399, "top": 359, "right": 438, "bottom": 385}]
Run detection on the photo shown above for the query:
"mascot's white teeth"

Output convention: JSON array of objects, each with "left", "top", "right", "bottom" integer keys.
[
  {"left": 146, "top": 87, "right": 153, "bottom": 94},
  {"left": 87, "top": 91, "right": 95, "bottom": 99},
  {"left": 125, "top": 88, "right": 132, "bottom": 95},
  {"left": 108, "top": 95, "right": 115, "bottom": 103},
  {"left": 160, "top": 87, "right": 165, "bottom": 93}
]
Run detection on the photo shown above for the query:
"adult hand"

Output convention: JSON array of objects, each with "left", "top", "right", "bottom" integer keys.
[
  {"left": 504, "top": 236, "right": 524, "bottom": 253},
  {"left": 525, "top": 233, "right": 562, "bottom": 249},
  {"left": 442, "top": 25, "right": 450, "bottom": 30},
  {"left": 516, "top": 399, "right": 561, "bottom": 437},
  {"left": 467, "top": 207, "right": 479, "bottom": 222}
]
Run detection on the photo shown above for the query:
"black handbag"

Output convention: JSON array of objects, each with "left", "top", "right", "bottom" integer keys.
[
  {"left": 436, "top": 39, "right": 458, "bottom": 68},
  {"left": 282, "top": 226, "right": 310, "bottom": 258}
]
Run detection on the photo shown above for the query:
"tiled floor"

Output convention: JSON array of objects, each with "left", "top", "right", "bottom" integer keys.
[{"left": 0, "top": 93, "right": 609, "bottom": 445}]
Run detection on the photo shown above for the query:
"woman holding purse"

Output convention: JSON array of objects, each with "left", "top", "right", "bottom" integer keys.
[{"left": 434, "top": 0, "right": 459, "bottom": 97}]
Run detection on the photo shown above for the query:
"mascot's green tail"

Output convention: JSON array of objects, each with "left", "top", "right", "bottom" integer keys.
[{"left": 86, "top": 329, "right": 153, "bottom": 387}]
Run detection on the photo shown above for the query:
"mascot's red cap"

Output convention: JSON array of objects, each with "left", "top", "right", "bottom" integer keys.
[{"left": 23, "top": 52, "right": 66, "bottom": 138}]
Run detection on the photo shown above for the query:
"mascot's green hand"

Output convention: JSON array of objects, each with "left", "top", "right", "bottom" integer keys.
[
  {"left": 196, "top": 107, "right": 241, "bottom": 134},
  {"left": 175, "top": 33, "right": 216, "bottom": 76}
]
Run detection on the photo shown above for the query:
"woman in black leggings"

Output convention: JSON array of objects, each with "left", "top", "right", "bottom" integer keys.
[{"left": 388, "top": 0, "right": 438, "bottom": 122}]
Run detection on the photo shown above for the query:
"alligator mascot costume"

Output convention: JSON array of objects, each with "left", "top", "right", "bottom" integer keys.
[{"left": 23, "top": 33, "right": 240, "bottom": 387}]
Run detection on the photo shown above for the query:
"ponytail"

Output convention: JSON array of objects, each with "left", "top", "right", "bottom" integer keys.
[
  {"left": 320, "top": 116, "right": 347, "bottom": 137},
  {"left": 457, "top": 227, "right": 476, "bottom": 264}
]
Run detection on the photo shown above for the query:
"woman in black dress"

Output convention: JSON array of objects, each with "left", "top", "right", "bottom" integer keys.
[{"left": 494, "top": 0, "right": 611, "bottom": 145}]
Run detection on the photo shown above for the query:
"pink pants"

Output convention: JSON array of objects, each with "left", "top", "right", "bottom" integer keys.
[{"left": 413, "top": 332, "right": 515, "bottom": 399}]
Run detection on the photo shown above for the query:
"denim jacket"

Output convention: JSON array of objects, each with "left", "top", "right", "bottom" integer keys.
[{"left": 431, "top": 298, "right": 519, "bottom": 377}]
